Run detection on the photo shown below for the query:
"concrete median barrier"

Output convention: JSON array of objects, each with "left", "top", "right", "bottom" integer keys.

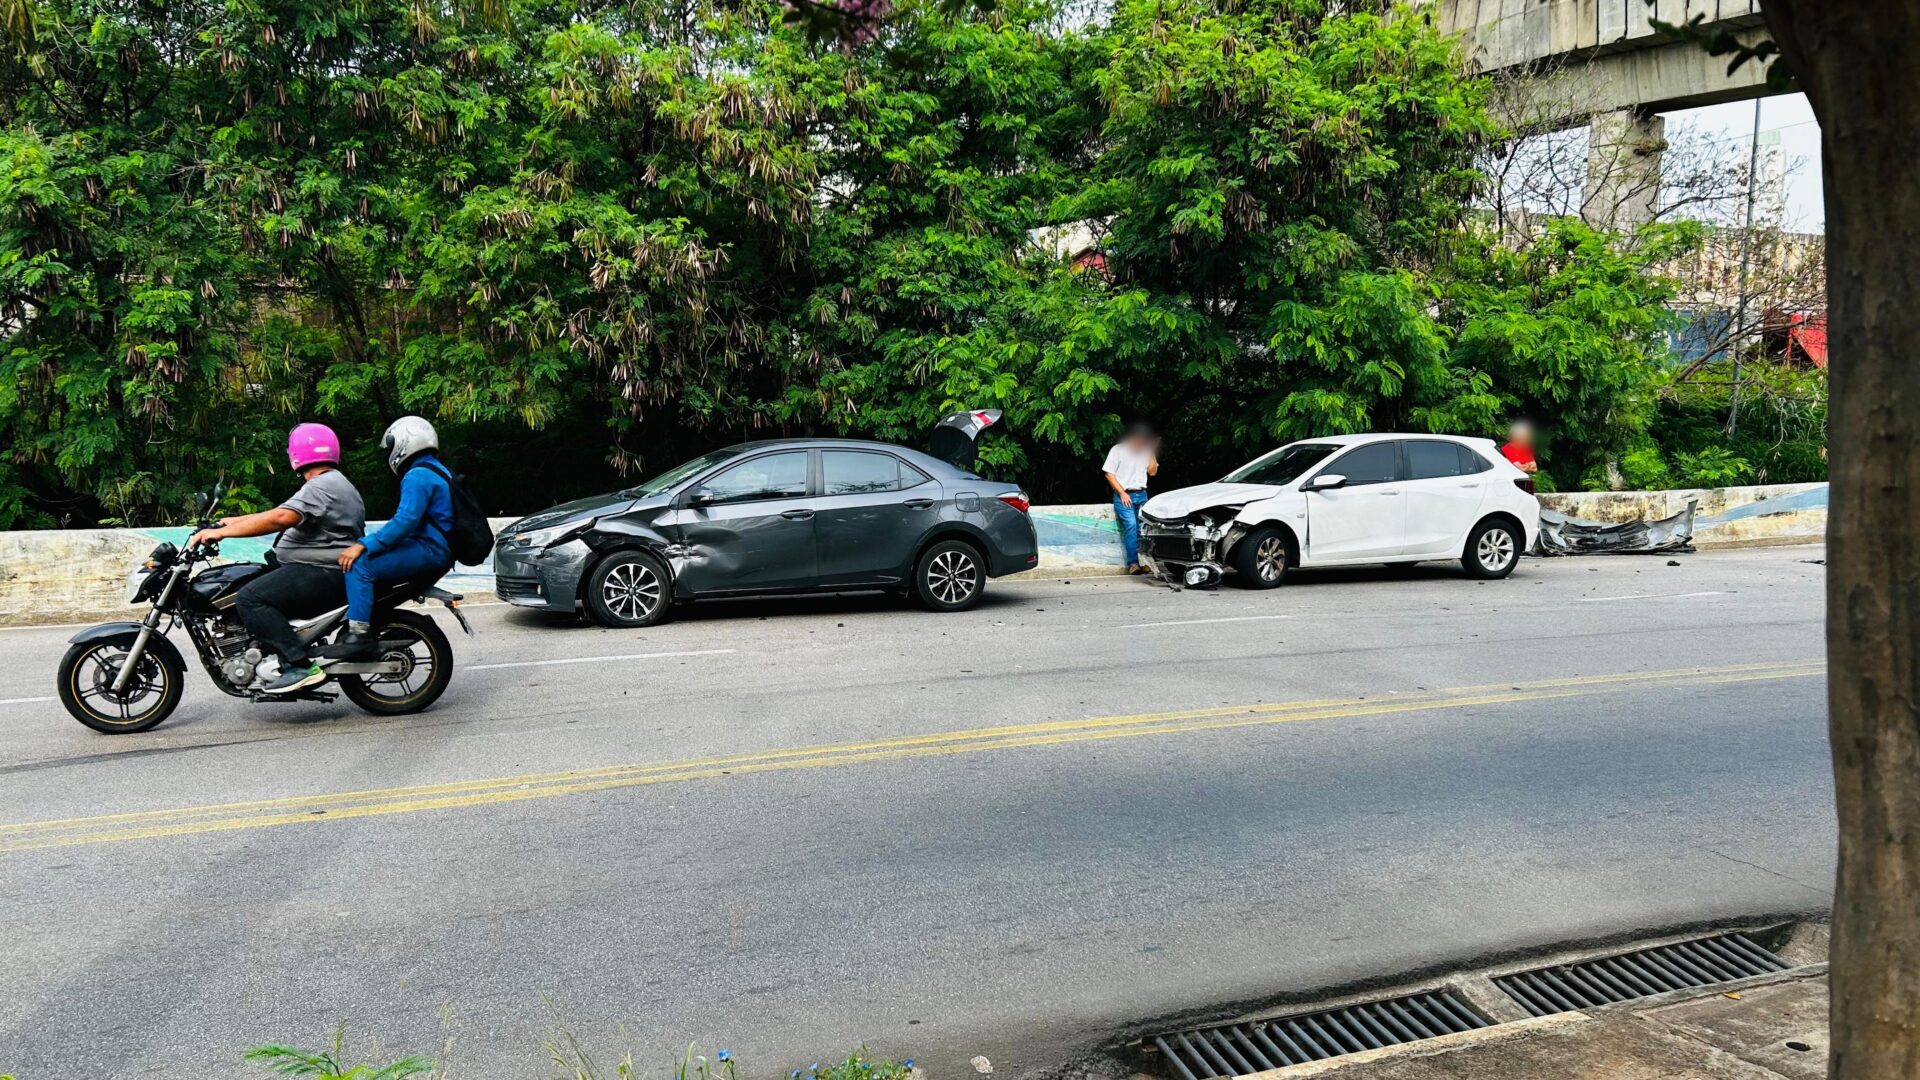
[{"left": 0, "top": 487, "right": 1825, "bottom": 626}]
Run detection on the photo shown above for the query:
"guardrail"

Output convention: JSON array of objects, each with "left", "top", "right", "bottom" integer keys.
[{"left": 0, "top": 485, "right": 1826, "bottom": 626}]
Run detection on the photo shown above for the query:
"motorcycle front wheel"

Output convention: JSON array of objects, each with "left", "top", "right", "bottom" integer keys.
[
  {"left": 337, "top": 609, "right": 454, "bottom": 716},
  {"left": 58, "top": 639, "right": 186, "bottom": 734}
]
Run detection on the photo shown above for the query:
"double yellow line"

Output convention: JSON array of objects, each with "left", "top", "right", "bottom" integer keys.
[{"left": 0, "top": 660, "right": 1823, "bottom": 853}]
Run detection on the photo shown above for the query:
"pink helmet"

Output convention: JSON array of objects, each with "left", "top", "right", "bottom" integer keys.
[{"left": 287, "top": 422, "right": 341, "bottom": 471}]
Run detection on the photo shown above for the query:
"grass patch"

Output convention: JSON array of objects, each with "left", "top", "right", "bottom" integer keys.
[
  {"left": 244, "top": 1025, "right": 434, "bottom": 1078},
  {"left": 243, "top": 1034, "right": 914, "bottom": 1080}
]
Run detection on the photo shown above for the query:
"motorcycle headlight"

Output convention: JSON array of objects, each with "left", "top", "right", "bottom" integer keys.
[
  {"left": 509, "top": 521, "right": 590, "bottom": 551},
  {"left": 126, "top": 566, "right": 152, "bottom": 604}
]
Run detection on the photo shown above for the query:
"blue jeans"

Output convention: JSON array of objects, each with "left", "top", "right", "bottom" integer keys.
[
  {"left": 346, "top": 542, "right": 451, "bottom": 623},
  {"left": 1113, "top": 489, "right": 1149, "bottom": 566}
]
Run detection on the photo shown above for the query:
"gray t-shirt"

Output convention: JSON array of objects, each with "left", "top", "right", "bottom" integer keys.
[{"left": 273, "top": 469, "right": 367, "bottom": 567}]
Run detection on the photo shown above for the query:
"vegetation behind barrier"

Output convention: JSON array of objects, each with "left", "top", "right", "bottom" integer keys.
[{"left": 0, "top": 0, "right": 1824, "bottom": 526}]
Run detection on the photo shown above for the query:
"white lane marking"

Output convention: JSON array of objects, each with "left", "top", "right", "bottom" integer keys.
[
  {"left": 0, "top": 696, "right": 57, "bottom": 707},
  {"left": 1577, "top": 590, "right": 1726, "bottom": 603},
  {"left": 0, "top": 622, "right": 97, "bottom": 633},
  {"left": 467, "top": 648, "right": 735, "bottom": 671},
  {"left": 1117, "top": 614, "right": 1292, "bottom": 629}
]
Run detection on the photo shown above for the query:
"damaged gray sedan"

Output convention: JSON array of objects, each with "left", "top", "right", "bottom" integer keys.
[{"left": 493, "top": 413, "right": 1038, "bottom": 627}]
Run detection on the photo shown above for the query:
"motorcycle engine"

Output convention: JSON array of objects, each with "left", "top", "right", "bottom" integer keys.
[{"left": 207, "top": 616, "right": 269, "bottom": 687}]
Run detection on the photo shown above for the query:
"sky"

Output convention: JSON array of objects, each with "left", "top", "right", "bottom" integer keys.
[{"left": 1668, "top": 92, "right": 1824, "bottom": 232}]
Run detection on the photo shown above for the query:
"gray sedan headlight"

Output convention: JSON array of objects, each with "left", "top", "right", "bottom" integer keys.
[{"left": 510, "top": 521, "right": 591, "bottom": 551}]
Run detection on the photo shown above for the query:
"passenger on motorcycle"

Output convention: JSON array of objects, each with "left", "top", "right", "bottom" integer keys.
[
  {"left": 187, "top": 423, "right": 367, "bottom": 694},
  {"left": 322, "top": 416, "right": 456, "bottom": 662}
]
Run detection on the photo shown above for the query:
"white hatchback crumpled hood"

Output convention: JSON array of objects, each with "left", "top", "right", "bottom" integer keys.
[{"left": 1140, "top": 483, "right": 1286, "bottom": 521}]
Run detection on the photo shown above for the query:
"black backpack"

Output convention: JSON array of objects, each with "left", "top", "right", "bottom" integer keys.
[{"left": 419, "top": 461, "right": 495, "bottom": 566}]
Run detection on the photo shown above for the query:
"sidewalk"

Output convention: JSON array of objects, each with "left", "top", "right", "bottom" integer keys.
[{"left": 1249, "top": 973, "right": 1827, "bottom": 1079}]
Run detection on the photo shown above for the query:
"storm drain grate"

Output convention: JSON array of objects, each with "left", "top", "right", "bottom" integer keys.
[
  {"left": 1153, "top": 990, "right": 1490, "bottom": 1078},
  {"left": 1494, "top": 932, "right": 1791, "bottom": 1017}
]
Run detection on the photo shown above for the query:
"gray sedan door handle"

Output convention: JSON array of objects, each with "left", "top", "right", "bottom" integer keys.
[
  {"left": 903, "top": 498, "right": 935, "bottom": 509},
  {"left": 781, "top": 508, "right": 815, "bottom": 520}
]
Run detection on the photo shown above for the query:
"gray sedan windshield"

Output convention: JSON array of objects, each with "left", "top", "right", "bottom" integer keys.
[
  {"left": 1223, "top": 443, "right": 1337, "bottom": 485},
  {"left": 620, "top": 448, "right": 745, "bottom": 498}
]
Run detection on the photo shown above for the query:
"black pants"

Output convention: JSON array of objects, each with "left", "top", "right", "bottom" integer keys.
[{"left": 235, "top": 563, "right": 345, "bottom": 666}]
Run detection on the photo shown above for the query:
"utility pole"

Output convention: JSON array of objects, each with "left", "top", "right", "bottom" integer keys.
[{"left": 1727, "top": 97, "right": 1763, "bottom": 435}]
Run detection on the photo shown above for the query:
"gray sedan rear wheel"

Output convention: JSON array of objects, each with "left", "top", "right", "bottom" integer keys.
[
  {"left": 584, "top": 549, "right": 673, "bottom": 627},
  {"left": 913, "top": 539, "right": 986, "bottom": 612}
]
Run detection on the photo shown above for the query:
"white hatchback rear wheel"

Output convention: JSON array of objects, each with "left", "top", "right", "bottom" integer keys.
[{"left": 1464, "top": 520, "right": 1520, "bottom": 579}]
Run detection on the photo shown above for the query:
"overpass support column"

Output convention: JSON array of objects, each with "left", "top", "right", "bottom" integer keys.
[{"left": 1584, "top": 108, "right": 1666, "bottom": 232}]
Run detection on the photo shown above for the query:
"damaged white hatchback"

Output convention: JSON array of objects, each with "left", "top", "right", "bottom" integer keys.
[{"left": 1138, "top": 433, "right": 1541, "bottom": 589}]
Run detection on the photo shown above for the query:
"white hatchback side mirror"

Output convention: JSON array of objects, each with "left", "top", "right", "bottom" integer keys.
[{"left": 1306, "top": 473, "right": 1347, "bottom": 491}]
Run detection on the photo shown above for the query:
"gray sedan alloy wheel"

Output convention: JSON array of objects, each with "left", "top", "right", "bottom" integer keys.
[
  {"left": 586, "top": 550, "right": 672, "bottom": 627},
  {"left": 915, "top": 540, "right": 985, "bottom": 612}
]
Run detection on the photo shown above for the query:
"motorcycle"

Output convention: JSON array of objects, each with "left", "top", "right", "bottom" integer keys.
[{"left": 56, "top": 480, "right": 474, "bottom": 734}]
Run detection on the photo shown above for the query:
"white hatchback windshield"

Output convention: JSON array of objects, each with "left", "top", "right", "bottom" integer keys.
[{"left": 1223, "top": 443, "right": 1338, "bottom": 485}]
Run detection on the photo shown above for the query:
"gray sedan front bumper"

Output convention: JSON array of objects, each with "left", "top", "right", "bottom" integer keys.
[{"left": 493, "top": 538, "right": 593, "bottom": 610}]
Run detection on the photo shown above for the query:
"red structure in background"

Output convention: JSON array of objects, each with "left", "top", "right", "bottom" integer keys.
[
  {"left": 1787, "top": 312, "right": 1828, "bottom": 369},
  {"left": 1765, "top": 308, "right": 1829, "bottom": 369}
]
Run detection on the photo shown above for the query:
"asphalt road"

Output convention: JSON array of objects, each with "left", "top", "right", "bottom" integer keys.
[{"left": 0, "top": 547, "right": 1835, "bottom": 1079}]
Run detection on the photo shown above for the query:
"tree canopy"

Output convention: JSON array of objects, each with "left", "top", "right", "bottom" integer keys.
[{"left": 0, "top": 0, "right": 1805, "bottom": 525}]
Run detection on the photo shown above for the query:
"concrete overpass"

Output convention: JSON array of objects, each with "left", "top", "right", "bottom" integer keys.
[{"left": 1427, "top": 1, "right": 1789, "bottom": 228}]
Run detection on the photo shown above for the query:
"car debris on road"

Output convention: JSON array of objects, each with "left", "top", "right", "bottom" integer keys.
[{"left": 1535, "top": 500, "right": 1697, "bottom": 556}]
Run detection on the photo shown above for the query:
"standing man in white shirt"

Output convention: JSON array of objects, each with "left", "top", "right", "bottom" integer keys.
[{"left": 1102, "top": 422, "right": 1160, "bottom": 574}]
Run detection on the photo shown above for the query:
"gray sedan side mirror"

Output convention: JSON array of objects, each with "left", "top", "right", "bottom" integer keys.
[{"left": 1306, "top": 473, "right": 1347, "bottom": 491}]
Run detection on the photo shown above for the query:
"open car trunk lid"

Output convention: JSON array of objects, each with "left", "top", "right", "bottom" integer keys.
[{"left": 929, "top": 409, "right": 1003, "bottom": 470}]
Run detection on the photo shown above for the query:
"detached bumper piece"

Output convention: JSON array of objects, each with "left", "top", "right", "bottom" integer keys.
[
  {"left": 1138, "top": 515, "right": 1228, "bottom": 590},
  {"left": 1536, "top": 499, "right": 1696, "bottom": 556}
]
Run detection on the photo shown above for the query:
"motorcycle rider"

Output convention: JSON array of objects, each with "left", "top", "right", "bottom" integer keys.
[
  {"left": 321, "top": 416, "right": 455, "bottom": 661},
  {"left": 187, "top": 423, "right": 367, "bottom": 694}
]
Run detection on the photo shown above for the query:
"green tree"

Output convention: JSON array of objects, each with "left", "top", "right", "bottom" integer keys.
[
  {"left": 1060, "top": 0, "right": 1495, "bottom": 464},
  {"left": 796, "top": 2, "right": 1100, "bottom": 485},
  {"left": 1441, "top": 218, "right": 1699, "bottom": 489},
  {"left": 3, "top": 0, "right": 1733, "bottom": 522}
]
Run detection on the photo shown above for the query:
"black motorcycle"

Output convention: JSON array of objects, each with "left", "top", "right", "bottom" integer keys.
[{"left": 57, "top": 481, "right": 473, "bottom": 734}]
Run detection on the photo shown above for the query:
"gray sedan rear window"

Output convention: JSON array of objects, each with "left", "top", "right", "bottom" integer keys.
[{"left": 823, "top": 451, "right": 926, "bottom": 495}]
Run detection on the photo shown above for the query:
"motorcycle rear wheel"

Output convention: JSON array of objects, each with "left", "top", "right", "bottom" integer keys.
[
  {"left": 337, "top": 609, "right": 454, "bottom": 716},
  {"left": 58, "top": 640, "right": 185, "bottom": 734}
]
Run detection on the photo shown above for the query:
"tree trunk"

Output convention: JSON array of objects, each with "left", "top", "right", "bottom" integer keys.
[{"left": 1761, "top": 3, "right": 1920, "bottom": 1076}]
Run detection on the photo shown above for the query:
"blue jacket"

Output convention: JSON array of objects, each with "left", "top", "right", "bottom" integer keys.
[{"left": 364, "top": 454, "right": 454, "bottom": 558}]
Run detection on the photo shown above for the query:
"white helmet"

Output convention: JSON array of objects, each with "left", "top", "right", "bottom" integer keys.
[{"left": 380, "top": 415, "right": 439, "bottom": 474}]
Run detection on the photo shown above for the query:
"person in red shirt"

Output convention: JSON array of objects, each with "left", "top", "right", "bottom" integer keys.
[{"left": 1500, "top": 419, "right": 1539, "bottom": 474}]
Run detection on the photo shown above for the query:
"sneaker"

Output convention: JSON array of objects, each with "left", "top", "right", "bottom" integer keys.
[
  {"left": 316, "top": 629, "right": 380, "bottom": 662},
  {"left": 261, "top": 663, "right": 327, "bottom": 695}
]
